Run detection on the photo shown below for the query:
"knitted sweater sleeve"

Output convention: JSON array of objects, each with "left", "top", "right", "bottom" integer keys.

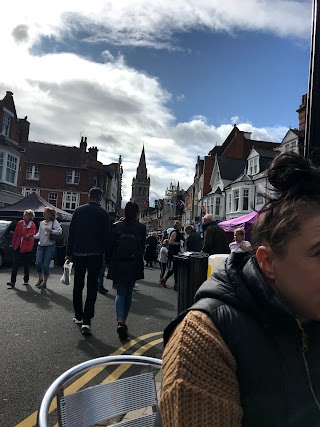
[{"left": 160, "top": 310, "right": 243, "bottom": 427}]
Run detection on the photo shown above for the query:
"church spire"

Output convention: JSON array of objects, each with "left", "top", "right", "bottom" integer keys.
[
  {"left": 131, "top": 145, "right": 150, "bottom": 214},
  {"left": 136, "top": 145, "right": 147, "bottom": 180}
]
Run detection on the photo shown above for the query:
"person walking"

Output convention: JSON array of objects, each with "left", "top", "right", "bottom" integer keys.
[
  {"left": 98, "top": 211, "right": 117, "bottom": 294},
  {"left": 159, "top": 153, "right": 320, "bottom": 426},
  {"left": 158, "top": 239, "right": 169, "bottom": 283},
  {"left": 202, "top": 214, "right": 230, "bottom": 255},
  {"left": 185, "top": 224, "right": 202, "bottom": 252},
  {"left": 144, "top": 232, "right": 158, "bottom": 267},
  {"left": 160, "top": 221, "right": 184, "bottom": 291},
  {"left": 34, "top": 207, "right": 62, "bottom": 289},
  {"left": 7, "top": 210, "right": 36, "bottom": 288},
  {"left": 108, "top": 202, "right": 146, "bottom": 340},
  {"left": 66, "top": 187, "right": 112, "bottom": 335}
]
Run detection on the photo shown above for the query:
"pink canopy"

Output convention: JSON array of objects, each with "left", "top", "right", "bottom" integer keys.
[{"left": 218, "top": 211, "right": 258, "bottom": 232}]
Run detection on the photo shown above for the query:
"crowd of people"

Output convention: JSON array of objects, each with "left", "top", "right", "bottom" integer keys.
[{"left": 5, "top": 184, "right": 252, "bottom": 340}]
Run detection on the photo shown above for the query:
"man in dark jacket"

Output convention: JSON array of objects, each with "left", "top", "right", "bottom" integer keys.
[
  {"left": 185, "top": 225, "right": 202, "bottom": 252},
  {"left": 202, "top": 214, "right": 230, "bottom": 255},
  {"left": 66, "top": 187, "right": 111, "bottom": 335},
  {"left": 108, "top": 202, "right": 146, "bottom": 340}
]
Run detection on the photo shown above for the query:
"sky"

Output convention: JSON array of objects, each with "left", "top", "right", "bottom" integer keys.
[{"left": 1, "top": 0, "right": 311, "bottom": 205}]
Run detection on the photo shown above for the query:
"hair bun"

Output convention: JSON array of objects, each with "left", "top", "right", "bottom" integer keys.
[{"left": 267, "top": 153, "right": 314, "bottom": 194}]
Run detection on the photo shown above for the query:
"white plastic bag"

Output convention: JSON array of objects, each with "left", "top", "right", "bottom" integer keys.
[{"left": 60, "top": 261, "right": 73, "bottom": 285}]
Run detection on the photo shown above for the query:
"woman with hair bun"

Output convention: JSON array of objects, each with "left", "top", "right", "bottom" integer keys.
[{"left": 158, "top": 153, "right": 320, "bottom": 427}]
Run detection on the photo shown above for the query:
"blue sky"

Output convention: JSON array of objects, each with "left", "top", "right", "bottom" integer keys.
[{"left": 1, "top": 0, "right": 312, "bottom": 202}]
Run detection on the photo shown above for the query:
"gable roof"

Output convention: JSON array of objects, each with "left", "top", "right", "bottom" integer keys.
[
  {"left": 26, "top": 141, "right": 94, "bottom": 168},
  {"left": 217, "top": 157, "right": 247, "bottom": 181}
]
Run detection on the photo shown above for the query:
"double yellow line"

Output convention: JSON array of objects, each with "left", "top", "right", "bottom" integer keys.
[{"left": 16, "top": 332, "right": 163, "bottom": 427}]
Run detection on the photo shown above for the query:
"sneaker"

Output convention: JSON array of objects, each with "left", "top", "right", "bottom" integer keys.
[
  {"left": 23, "top": 282, "right": 29, "bottom": 286},
  {"left": 117, "top": 324, "right": 129, "bottom": 340},
  {"left": 98, "top": 287, "right": 108, "bottom": 295},
  {"left": 7, "top": 282, "right": 15, "bottom": 288},
  {"left": 81, "top": 325, "right": 92, "bottom": 335},
  {"left": 73, "top": 317, "right": 82, "bottom": 324},
  {"left": 35, "top": 279, "right": 43, "bottom": 288},
  {"left": 38, "top": 283, "right": 47, "bottom": 289}
]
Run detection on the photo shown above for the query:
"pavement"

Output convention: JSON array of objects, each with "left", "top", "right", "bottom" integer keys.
[{"left": 1, "top": 262, "right": 174, "bottom": 426}]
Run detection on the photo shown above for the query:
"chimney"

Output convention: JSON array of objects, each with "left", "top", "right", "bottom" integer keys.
[
  {"left": 18, "top": 117, "right": 30, "bottom": 145},
  {"left": 6, "top": 91, "right": 13, "bottom": 97},
  {"left": 297, "top": 94, "right": 307, "bottom": 131},
  {"left": 88, "top": 146, "right": 98, "bottom": 160},
  {"left": 80, "top": 136, "right": 87, "bottom": 152}
]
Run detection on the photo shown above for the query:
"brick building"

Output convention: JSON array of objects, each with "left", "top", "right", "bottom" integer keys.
[
  {"left": 0, "top": 91, "right": 29, "bottom": 206},
  {"left": 20, "top": 137, "right": 122, "bottom": 214}
]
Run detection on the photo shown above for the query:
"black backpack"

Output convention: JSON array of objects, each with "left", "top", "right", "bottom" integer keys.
[{"left": 113, "top": 228, "right": 139, "bottom": 262}]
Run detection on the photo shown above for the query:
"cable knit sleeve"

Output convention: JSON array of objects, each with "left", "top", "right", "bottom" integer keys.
[{"left": 160, "top": 310, "right": 243, "bottom": 427}]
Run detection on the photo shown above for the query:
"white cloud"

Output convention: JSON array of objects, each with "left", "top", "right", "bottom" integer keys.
[{"left": 1, "top": 1, "right": 299, "bottom": 206}]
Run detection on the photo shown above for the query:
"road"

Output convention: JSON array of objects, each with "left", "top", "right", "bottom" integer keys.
[{"left": 0, "top": 263, "right": 178, "bottom": 427}]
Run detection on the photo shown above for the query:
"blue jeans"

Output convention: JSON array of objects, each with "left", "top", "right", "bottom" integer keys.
[
  {"left": 36, "top": 244, "right": 55, "bottom": 277},
  {"left": 115, "top": 281, "right": 135, "bottom": 322}
]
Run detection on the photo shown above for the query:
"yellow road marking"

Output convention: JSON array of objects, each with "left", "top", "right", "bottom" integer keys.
[{"left": 16, "top": 332, "right": 163, "bottom": 427}]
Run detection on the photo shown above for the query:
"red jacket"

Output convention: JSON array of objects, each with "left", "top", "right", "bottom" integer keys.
[{"left": 12, "top": 220, "right": 36, "bottom": 253}]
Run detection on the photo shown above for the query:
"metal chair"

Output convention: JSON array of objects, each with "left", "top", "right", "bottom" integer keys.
[{"left": 37, "top": 355, "right": 162, "bottom": 427}]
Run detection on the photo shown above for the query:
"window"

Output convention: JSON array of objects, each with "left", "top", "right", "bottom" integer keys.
[
  {"left": 242, "top": 189, "right": 249, "bottom": 211},
  {"left": 216, "top": 170, "right": 220, "bottom": 182},
  {"left": 228, "top": 194, "right": 231, "bottom": 212},
  {"left": 62, "top": 192, "right": 80, "bottom": 211},
  {"left": 256, "top": 194, "right": 264, "bottom": 205},
  {"left": 26, "top": 164, "right": 39, "bottom": 180},
  {"left": 2, "top": 113, "right": 11, "bottom": 137},
  {"left": 215, "top": 197, "right": 221, "bottom": 216},
  {"left": 5, "top": 154, "right": 17, "bottom": 184},
  {"left": 22, "top": 187, "right": 40, "bottom": 197},
  {"left": 233, "top": 189, "right": 239, "bottom": 211},
  {"left": 93, "top": 176, "right": 98, "bottom": 187},
  {"left": 248, "top": 157, "right": 259, "bottom": 175},
  {"left": 48, "top": 192, "right": 58, "bottom": 207},
  {"left": 66, "top": 170, "right": 80, "bottom": 184},
  {"left": 0, "top": 152, "right": 3, "bottom": 179}
]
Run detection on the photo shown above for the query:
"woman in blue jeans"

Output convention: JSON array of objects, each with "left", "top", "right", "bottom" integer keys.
[
  {"left": 108, "top": 202, "right": 146, "bottom": 340},
  {"left": 34, "top": 208, "right": 62, "bottom": 288}
]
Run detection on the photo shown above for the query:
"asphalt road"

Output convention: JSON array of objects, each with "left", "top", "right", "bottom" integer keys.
[{"left": 0, "top": 262, "right": 178, "bottom": 427}]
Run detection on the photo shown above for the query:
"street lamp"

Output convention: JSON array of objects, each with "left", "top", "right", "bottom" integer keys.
[{"left": 304, "top": 0, "right": 320, "bottom": 165}]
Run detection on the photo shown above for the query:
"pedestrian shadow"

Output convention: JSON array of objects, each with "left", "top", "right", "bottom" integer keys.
[
  {"left": 10, "top": 285, "right": 73, "bottom": 312},
  {"left": 130, "top": 289, "right": 175, "bottom": 321},
  {"left": 76, "top": 333, "right": 116, "bottom": 359}
]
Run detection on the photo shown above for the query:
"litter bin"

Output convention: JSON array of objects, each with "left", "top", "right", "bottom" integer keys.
[{"left": 174, "top": 252, "right": 209, "bottom": 314}]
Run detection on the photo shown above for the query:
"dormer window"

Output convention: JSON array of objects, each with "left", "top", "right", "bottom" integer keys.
[
  {"left": 248, "top": 157, "right": 259, "bottom": 175},
  {"left": 2, "top": 112, "right": 11, "bottom": 137},
  {"left": 67, "top": 169, "right": 80, "bottom": 184}
]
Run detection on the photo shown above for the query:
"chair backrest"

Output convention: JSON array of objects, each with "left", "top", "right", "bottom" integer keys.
[{"left": 37, "top": 355, "right": 162, "bottom": 427}]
